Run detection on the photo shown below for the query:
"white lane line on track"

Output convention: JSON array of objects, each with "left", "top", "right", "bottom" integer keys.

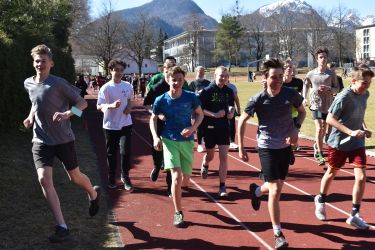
[{"left": 133, "top": 129, "right": 273, "bottom": 249}]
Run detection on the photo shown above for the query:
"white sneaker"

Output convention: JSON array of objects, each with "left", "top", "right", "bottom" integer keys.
[
  {"left": 197, "top": 144, "right": 205, "bottom": 153},
  {"left": 314, "top": 195, "right": 327, "bottom": 221},
  {"left": 219, "top": 186, "right": 228, "bottom": 197},
  {"left": 229, "top": 142, "right": 239, "bottom": 149},
  {"left": 346, "top": 213, "right": 369, "bottom": 230}
]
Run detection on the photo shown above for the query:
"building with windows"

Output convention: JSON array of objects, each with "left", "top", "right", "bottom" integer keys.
[
  {"left": 163, "top": 29, "right": 216, "bottom": 70},
  {"left": 356, "top": 24, "right": 375, "bottom": 64}
]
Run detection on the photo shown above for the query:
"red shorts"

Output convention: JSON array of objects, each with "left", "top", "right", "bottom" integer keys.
[{"left": 327, "top": 146, "right": 366, "bottom": 169}]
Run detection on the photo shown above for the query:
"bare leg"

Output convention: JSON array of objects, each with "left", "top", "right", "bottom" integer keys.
[
  {"left": 267, "top": 180, "right": 284, "bottom": 227},
  {"left": 218, "top": 145, "right": 229, "bottom": 183},
  {"left": 320, "top": 167, "right": 339, "bottom": 194},
  {"left": 170, "top": 168, "right": 183, "bottom": 212},
  {"left": 67, "top": 167, "right": 97, "bottom": 200},
  {"left": 37, "top": 167, "right": 65, "bottom": 225},
  {"left": 352, "top": 168, "right": 366, "bottom": 205},
  {"left": 202, "top": 147, "right": 215, "bottom": 166}
]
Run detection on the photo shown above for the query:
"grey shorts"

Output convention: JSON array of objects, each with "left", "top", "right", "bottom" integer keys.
[{"left": 32, "top": 141, "right": 78, "bottom": 170}]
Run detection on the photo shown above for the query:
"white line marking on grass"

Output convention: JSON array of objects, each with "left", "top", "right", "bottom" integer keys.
[{"left": 133, "top": 129, "right": 273, "bottom": 249}]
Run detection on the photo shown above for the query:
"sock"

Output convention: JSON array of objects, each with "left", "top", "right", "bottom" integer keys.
[
  {"left": 255, "top": 186, "right": 262, "bottom": 197},
  {"left": 220, "top": 182, "right": 225, "bottom": 188},
  {"left": 176, "top": 211, "right": 183, "bottom": 215},
  {"left": 58, "top": 224, "right": 68, "bottom": 229},
  {"left": 351, "top": 204, "right": 360, "bottom": 216},
  {"left": 272, "top": 224, "right": 282, "bottom": 236},
  {"left": 318, "top": 193, "right": 326, "bottom": 203}
]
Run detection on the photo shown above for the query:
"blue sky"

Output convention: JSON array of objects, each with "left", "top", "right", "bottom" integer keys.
[{"left": 90, "top": 0, "right": 375, "bottom": 21}]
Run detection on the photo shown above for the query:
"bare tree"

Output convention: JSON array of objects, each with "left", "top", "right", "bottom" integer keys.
[
  {"left": 70, "top": 0, "right": 90, "bottom": 38},
  {"left": 122, "top": 14, "right": 154, "bottom": 76},
  {"left": 328, "top": 4, "right": 356, "bottom": 66},
  {"left": 183, "top": 12, "right": 203, "bottom": 71},
  {"left": 241, "top": 13, "right": 266, "bottom": 71},
  {"left": 78, "top": 0, "right": 125, "bottom": 75}
]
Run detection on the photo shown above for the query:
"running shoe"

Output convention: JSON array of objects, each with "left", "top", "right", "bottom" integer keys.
[
  {"left": 274, "top": 231, "right": 289, "bottom": 249},
  {"left": 200, "top": 165, "right": 208, "bottom": 179},
  {"left": 313, "top": 143, "right": 319, "bottom": 160},
  {"left": 197, "top": 144, "right": 205, "bottom": 153},
  {"left": 249, "top": 183, "right": 261, "bottom": 211},
  {"left": 121, "top": 175, "right": 134, "bottom": 192},
  {"left": 314, "top": 195, "right": 327, "bottom": 220},
  {"left": 229, "top": 142, "right": 239, "bottom": 149},
  {"left": 346, "top": 213, "right": 369, "bottom": 230},
  {"left": 150, "top": 167, "right": 160, "bottom": 182},
  {"left": 219, "top": 185, "right": 228, "bottom": 197},
  {"left": 48, "top": 226, "right": 70, "bottom": 243},
  {"left": 173, "top": 212, "right": 184, "bottom": 228},
  {"left": 89, "top": 185, "right": 100, "bottom": 217},
  {"left": 317, "top": 154, "right": 326, "bottom": 166}
]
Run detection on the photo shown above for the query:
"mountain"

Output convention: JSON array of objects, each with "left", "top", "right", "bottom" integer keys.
[
  {"left": 112, "top": 0, "right": 218, "bottom": 37},
  {"left": 242, "top": 0, "right": 326, "bottom": 30},
  {"left": 361, "top": 15, "right": 375, "bottom": 26},
  {"left": 258, "top": 0, "right": 314, "bottom": 18}
]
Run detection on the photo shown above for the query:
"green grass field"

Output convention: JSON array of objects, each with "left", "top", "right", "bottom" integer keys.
[
  {"left": 187, "top": 69, "right": 375, "bottom": 151},
  {"left": 0, "top": 119, "right": 119, "bottom": 249}
]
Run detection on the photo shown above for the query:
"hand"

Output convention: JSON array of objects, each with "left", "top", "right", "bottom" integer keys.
[
  {"left": 23, "top": 116, "right": 34, "bottom": 128},
  {"left": 215, "top": 110, "right": 226, "bottom": 118},
  {"left": 302, "top": 99, "right": 308, "bottom": 107},
  {"left": 239, "top": 147, "right": 249, "bottom": 162},
  {"left": 123, "top": 107, "right": 131, "bottom": 115},
  {"left": 53, "top": 111, "right": 71, "bottom": 122},
  {"left": 111, "top": 99, "right": 121, "bottom": 109},
  {"left": 350, "top": 130, "right": 366, "bottom": 138},
  {"left": 153, "top": 137, "right": 162, "bottom": 151},
  {"left": 180, "top": 127, "right": 194, "bottom": 138},
  {"left": 364, "top": 129, "right": 372, "bottom": 138},
  {"left": 158, "top": 113, "right": 166, "bottom": 121}
]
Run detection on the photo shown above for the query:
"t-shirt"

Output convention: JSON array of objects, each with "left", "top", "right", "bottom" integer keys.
[
  {"left": 244, "top": 86, "right": 303, "bottom": 149},
  {"left": 227, "top": 82, "right": 238, "bottom": 94},
  {"left": 284, "top": 77, "right": 303, "bottom": 118},
  {"left": 199, "top": 82, "right": 234, "bottom": 129},
  {"left": 97, "top": 80, "right": 133, "bottom": 130},
  {"left": 327, "top": 87, "right": 369, "bottom": 151},
  {"left": 143, "top": 79, "right": 170, "bottom": 106},
  {"left": 24, "top": 74, "right": 82, "bottom": 145},
  {"left": 189, "top": 79, "right": 211, "bottom": 96},
  {"left": 153, "top": 90, "right": 200, "bottom": 141},
  {"left": 304, "top": 68, "right": 339, "bottom": 113}
]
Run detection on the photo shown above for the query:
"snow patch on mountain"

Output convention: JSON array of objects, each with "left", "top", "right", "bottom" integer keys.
[{"left": 258, "top": 0, "right": 313, "bottom": 18}]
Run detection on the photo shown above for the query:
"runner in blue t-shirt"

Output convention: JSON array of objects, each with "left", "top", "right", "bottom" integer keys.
[{"left": 150, "top": 66, "right": 203, "bottom": 228}]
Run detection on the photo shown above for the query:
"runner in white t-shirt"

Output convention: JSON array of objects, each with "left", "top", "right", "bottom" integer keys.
[{"left": 97, "top": 59, "right": 134, "bottom": 191}]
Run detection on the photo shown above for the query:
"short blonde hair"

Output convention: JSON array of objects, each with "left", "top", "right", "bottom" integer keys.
[{"left": 31, "top": 44, "right": 53, "bottom": 59}]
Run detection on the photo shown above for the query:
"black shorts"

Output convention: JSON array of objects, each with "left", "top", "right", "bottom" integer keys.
[
  {"left": 32, "top": 141, "right": 78, "bottom": 170},
  {"left": 258, "top": 146, "right": 291, "bottom": 181},
  {"left": 204, "top": 125, "right": 230, "bottom": 149},
  {"left": 311, "top": 110, "right": 328, "bottom": 120}
]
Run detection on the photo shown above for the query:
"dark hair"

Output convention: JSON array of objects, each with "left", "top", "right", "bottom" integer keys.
[
  {"left": 108, "top": 59, "right": 126, "bottom": 70},
  {"left": 261, "top": 58, "right": 284, "bottom": 77},
  {"left": 351, "top": 64, "right": 374, "bottom": 80},
  {"left": 164, "top": 56, "right": 176, "bottom": 63},
  {"left": 314, "top": 47, "right": 329, "bottom": 57},
  {"left": 166, "top": 66, "right": 186, "bottom": 78}
]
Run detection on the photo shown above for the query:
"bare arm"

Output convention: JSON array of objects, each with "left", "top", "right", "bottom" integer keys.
[
  {"left": 237, "top": 112, "right": 252, "bottom": 161},
  {"left": 53, "top": 97, "right": 87, "bottom": 122},
  {"left": 302, "top": 78, "right": 310, "bottom": 106},
  {"left": 23, "top": 105, "right": 36, "bottom": 128},
  {"left": 180, "top": 106, "right": 204, "bottom": 138},
  {"left": 123, "top": 99, "right": 133, "bottom": 115},
  {"left": 326, "top": 113, "right": 366, "bottom": 138},
  {"left": 150, "top": 113, "right": 162, "bottom": 151},
  {"left": 233, "top": 92, "right": 241, "bottom": 114}
]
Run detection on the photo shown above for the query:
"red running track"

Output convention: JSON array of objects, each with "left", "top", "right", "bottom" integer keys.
[{"left": 84, "top": 97, "right": 375, "bottom": 249}]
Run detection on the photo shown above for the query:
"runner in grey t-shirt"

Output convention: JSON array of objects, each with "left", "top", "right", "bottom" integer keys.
[
  {"left": 237, "top": 59, "right": 306, "bottom": 249},
  {"left": 23, "top": 44, "right": 100, "bottom": 243},
  {"left": 302, "top": 47, "right": 340, "bottom": 166}
]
